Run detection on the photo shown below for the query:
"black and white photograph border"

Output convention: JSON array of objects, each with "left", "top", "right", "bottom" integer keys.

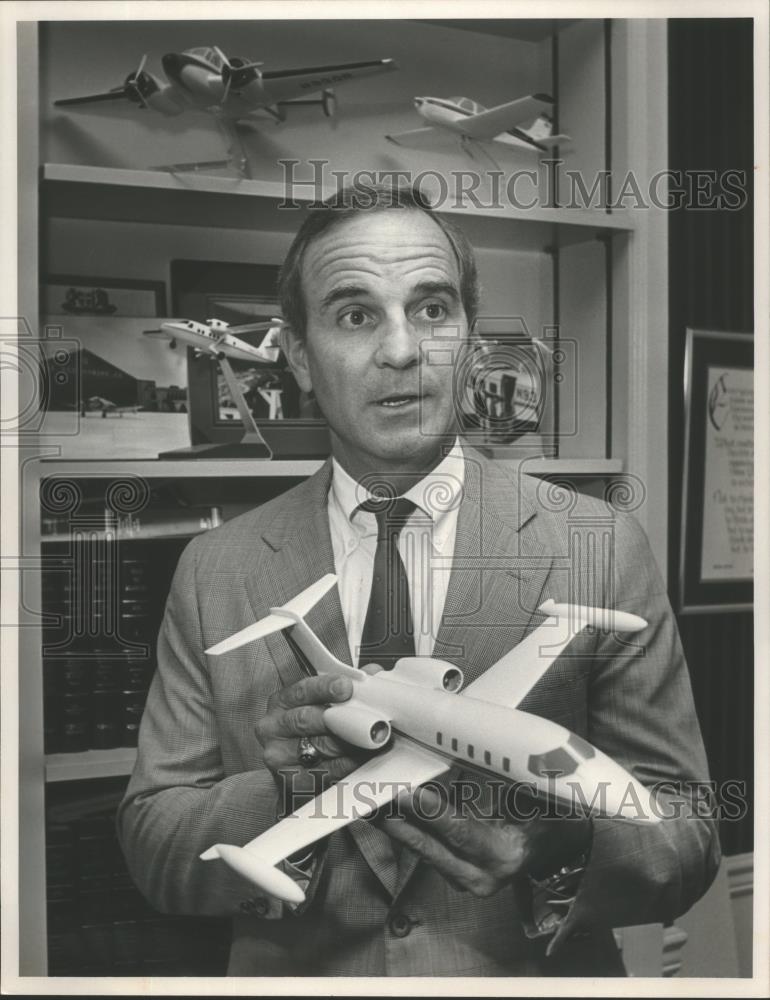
[{"left": 1, "top": 0, "right": 768, "bottom": 996}]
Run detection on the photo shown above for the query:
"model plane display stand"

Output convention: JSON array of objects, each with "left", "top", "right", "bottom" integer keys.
[{"left": 160, "top": 355, "right": 273, "bottom": 459}]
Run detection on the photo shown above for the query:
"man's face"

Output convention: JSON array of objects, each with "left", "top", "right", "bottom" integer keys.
[{"left": 282, "top": 209, "right": 470, "bottom": 480}]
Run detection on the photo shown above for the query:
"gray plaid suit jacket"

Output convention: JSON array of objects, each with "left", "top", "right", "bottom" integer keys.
[{"left": 117, "top": 447, "right": 719, "bottom": 976}]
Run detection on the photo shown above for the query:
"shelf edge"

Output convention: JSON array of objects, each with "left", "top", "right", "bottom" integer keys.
[
  {"left": 42, "top": 162, "right": 636, "bottom": 233},
  {"left": 45, "top": 748, "right": 138, "bottom": 782}
]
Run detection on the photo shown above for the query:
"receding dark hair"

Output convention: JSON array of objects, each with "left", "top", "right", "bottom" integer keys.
[{"left": 277, "top": 181, "right": 480, "bottom": 338}]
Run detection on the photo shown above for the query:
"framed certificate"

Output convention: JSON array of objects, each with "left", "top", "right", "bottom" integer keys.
[{"left": 680, "top": 328, "right": 754, "bottom": 612}]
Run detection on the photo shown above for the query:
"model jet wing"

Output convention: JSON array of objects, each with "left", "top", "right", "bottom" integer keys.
[
  {"left": 227, "top": 319, "right": 282, "bottom": 336},
  {"left": 463, "top": 600, "right": 647, "bottom": 710},
  {"left": 201, "top": 740, "right": 450, "bottom": 896},
  {"left": 457, "top": 93, "right": 554, "bottom": 140},
  {"left": 261, "top": 58, "right": 397, "bottom": 104}
]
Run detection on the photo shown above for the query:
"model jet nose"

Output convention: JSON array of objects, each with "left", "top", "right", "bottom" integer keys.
[
  {"left": 602, "top": 774, "right": 661, "bottom": 825},
  {"left": 414, "top": 97, "right": 425, "bottom": 108}
]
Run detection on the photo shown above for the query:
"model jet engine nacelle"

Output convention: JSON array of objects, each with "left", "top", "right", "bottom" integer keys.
[
  {"left": 388, "top": 657, "right": 464, "bottom": 693},
  {"left": 323, "top": 700, "right": 391, "bottom": 750}
]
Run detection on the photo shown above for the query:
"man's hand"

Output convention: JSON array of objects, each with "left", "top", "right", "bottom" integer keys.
[
  {"left": 255, "top": 674, "right": 365, "bottom": 804},
  {"left": 379, "top": 785, "right": 592, "bottom": 897}
]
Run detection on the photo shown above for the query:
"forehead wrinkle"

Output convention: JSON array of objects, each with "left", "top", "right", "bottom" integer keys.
[
  {"left": 305, "top": 245, "right": 459, "bottom": 295},
  {"left": 310, "top": 236, "right": 454, "bottom": 268}
]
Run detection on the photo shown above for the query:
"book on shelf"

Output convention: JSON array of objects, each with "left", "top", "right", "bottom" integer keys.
[
  {"left": 42, "top": 543, "right": 182, "bottom": 753},
  {"left": 45, "top": 785, "right": 230, "bottom": 976},
  {"left": 42, "top": 505, "right": 223, "bottom": 540}
]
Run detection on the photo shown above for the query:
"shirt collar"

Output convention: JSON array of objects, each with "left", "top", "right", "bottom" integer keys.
[{"left": 329, "top": 439, "right": 465, "bottom": 551}]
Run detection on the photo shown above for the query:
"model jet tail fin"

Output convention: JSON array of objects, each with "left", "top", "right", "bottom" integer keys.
[
  {"left": 205, "top": 573, "right": 338, "bottom": 656},
  {"left": 201, "top": 844, "right": 305, "bottom": 904}
]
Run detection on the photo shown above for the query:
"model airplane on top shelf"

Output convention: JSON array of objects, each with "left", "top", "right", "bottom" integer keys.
[
  {"left": 53, "top": 46, "right": 397, "bottom": 177},
  {"left": 202, "top": 574, "right": 657, "bottom": 904},
  {"left": 386, "top": 92, "right": 570, "bottom": 165}
]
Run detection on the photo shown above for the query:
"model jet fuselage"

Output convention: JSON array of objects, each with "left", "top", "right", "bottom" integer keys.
[
  {"left": 282, "top": 604, "right": 657, "bottom": 825},
  {"left": 159, "top": 319, "right": 281, "bottom": 364}
]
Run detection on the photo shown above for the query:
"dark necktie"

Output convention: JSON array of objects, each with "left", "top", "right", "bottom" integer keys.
[{"left": 357, "top": 496, "right": 417, "bottom": 670}]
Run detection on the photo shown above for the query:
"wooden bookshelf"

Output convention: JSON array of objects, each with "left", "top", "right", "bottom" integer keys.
[{"left": 18, "top": 17, "right": 672, "bottom": 978}]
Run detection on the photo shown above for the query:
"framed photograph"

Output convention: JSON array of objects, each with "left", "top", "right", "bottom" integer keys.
[
  {"left": 680, "top": 328, "right": 754, "bottom": 612},
  {"left": 38, "top": 314, "right": 190, "bottom": 459},
  {"left": 38, "top": 273, "right": 179, "bottom": 460},
  {"left": 171, "top": 260, "right": 329, "bottom": 459},
  {"left": 461, "top": 320, "right": 556, "bottom": 457},
  {"left": 42, "top": 275, "right": 167, "bottom": 318}
]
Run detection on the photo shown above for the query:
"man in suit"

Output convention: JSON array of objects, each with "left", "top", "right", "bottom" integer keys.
[{"left": 117, "top": 183, "right": 719, "bottom": 976}]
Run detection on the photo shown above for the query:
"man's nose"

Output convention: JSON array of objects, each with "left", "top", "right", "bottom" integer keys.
[{"left": 375, "top": 312, "right": 421, "bottom": 368}]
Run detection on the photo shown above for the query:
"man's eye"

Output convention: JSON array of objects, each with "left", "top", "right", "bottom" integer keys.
[
  {"left": 339, "top": 309, "right": 371, "bottom": 330},
  {"left": 419, "top": 302, "right": 449, "bottom": 323},
  {"left": 418, "top": 302, "right": 448, "bottom": 322}
]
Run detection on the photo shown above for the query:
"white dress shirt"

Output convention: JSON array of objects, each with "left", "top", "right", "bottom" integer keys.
[{"left": 327, "top": 440, "right": 465, "bottom": 665}]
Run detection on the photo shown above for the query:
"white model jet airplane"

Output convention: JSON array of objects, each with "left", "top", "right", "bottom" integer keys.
[
  {"left": 202, "top": 574, "right": 658, "bottom": 904},
  {"left": 386, "top": 93, "right": 569, "bottom": 161},
  {"left": 54, "top": 46, "right": 397, "bottom": 176},
  {"left": 144, "top": 317, "right": 283, "bottom": 457},
  {"left": 145, "top": 317, "right": 282, "bottom": 365}
]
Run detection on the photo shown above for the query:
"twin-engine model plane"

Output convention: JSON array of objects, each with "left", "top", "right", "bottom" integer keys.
[
  {"left": 145, "top": 317, "right": 282, "bottom": 365},
  {"left": 386, "top": 92, "right": 569, "bottom": 164},
  {"left": 54, "top": 47, "right": 397, "bottom": 176},
  {"left": 202, "top": 574, "right": 658, "bottom": 904}
]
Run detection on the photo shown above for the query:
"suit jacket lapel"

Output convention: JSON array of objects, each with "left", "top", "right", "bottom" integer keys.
[
  {"left": 434, "top": 450, "right": 554, "bottom": 682},
  {"left": 243, "top": 460, "right": 351, "bottom": 684}
]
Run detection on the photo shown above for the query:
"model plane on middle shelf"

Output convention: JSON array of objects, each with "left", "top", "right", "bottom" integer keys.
[
  {"left": 386, "top": 92, "right": 570, "bottom": 160},
  {"left": 144, "top": 317, "right": 285, "bottom": 458},
  {"left": 144, "top": 317, "right": 283, "bottom": 365}
]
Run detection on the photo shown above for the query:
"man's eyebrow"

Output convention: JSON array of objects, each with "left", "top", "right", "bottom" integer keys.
[
  {"left": 410, "top": 280, "right": 460, "bottom": 302},
  {"left": 320, "top": 279, "right": 461, "bottom": 312},
  {"left": 320, "top": 284, "right": 370, "bottom": 311}
]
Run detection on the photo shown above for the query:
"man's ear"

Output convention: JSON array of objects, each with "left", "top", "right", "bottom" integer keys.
[{"left": 279, "top": 324, "right": 313, "bottom": 393}]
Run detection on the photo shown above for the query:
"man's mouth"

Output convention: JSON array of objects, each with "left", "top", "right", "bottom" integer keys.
[{"left": 376, "top": 393, "right": 423, "bottom": 408}]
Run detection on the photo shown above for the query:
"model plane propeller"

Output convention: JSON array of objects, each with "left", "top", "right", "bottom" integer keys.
[
  {"left": 54, "top": 46, "right": 397, "bottom": 176},
  {"left": 201, "top": 574, "right": 658, "bottom": 904},
  {"left": 386, "top": 92, "right": 569, "bottom": 164}
]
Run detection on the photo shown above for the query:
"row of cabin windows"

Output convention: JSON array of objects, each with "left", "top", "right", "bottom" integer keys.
[
  {"left": 435, "top": 730, "right": 596, "bottom": 778},
  {"left": 436, "top": 732, "right": 511, "bottom": 773}
]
